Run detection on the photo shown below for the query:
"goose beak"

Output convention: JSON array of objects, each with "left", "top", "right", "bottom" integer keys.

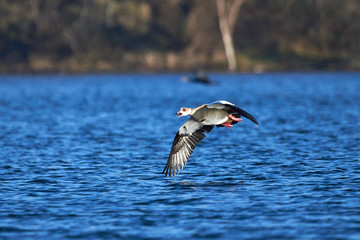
[{"left": 176, "top": 111, "right": 182, "bottom": 118}]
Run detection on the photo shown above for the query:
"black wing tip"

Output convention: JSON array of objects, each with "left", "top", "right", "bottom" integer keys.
[
  {"left": 162, "top": 166, "right": 172, "bottom": 177},
  {"left": 229, "top": 105, "right": 259, "bottom": 125},
  {"left": 162, "top": 164, "right": 178, "bottom": 177},
  {"left": 251, "top": 117, "right": 259, "bottom": 125}
]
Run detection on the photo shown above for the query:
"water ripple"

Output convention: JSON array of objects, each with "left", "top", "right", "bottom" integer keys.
[{"left": 0, "top": 73, "right": 360, "bottom": 239}]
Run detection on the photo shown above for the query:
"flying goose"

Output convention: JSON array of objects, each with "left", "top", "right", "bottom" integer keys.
[{"left": 162, "top": 100, "right": 259, "bottom": 177}]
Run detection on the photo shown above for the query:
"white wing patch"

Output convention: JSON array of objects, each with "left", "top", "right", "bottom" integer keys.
[
  {"left": 210, "top": 100, "right": 234, "bottom": 106},
  {"left": 178, "top": 118, "right": 203, "bottom": 135}
]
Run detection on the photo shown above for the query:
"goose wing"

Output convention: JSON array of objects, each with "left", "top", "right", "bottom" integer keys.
[
  {"left": 162, "top": 118, "right": 214, "bottom": 177},
  {"left": 207, "top": 100, "right": 259, "bottom": 125}
]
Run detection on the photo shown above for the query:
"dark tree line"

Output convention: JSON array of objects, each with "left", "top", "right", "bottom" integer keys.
[{"left": 0, "top": 0, "right": 359, "bottom": 73}]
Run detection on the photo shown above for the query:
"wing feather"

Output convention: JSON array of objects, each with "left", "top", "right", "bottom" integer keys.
[{"left": 162, "top": 118, "right": 214, "bottom": 177}]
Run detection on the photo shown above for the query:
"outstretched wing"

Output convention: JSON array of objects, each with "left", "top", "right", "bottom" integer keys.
[
  {"left": 208, "top": 101, "right": 259, "bottom": 125},
  {"left": 162, "top": 118, "right": 214, "bottom": 177}
]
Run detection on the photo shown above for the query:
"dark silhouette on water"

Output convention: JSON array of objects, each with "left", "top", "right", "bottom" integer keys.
[{"left": 181, "top": 71, "right": 215, "bottom": 85}]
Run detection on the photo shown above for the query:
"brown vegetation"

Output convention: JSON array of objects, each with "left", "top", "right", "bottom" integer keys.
[{"left": 0, "top": 0, "right": 359, "bottom": 73}]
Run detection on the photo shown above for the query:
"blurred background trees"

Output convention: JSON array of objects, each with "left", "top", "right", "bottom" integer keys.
[{"left": 0, "top": 0, "right": 359, "bottom": 73}]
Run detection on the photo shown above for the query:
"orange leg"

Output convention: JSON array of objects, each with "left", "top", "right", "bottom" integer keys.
[
  {"left": 228, "top": 114, "right": 242, "bottom": 122},
  {"left": 221, "top": 122, "right": 233, "bottom": 129}
]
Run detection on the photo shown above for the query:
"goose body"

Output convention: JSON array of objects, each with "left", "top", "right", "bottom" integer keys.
[{"left": 162, "top": 100, "right": 259, "bottom": 177}]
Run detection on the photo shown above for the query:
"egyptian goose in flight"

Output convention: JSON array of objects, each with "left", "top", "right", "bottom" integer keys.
[{"left": 162, "top": 100, "right": 259, "bottom": 177}]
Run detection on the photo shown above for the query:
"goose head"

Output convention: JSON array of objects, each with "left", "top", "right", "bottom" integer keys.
[{"left": 176, "top": 107, "right": 192, "bottom": 118}]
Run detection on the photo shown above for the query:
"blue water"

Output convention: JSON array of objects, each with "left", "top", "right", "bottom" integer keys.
[{"left": 0, "top": 73, "right": 359, "bottom": 239}]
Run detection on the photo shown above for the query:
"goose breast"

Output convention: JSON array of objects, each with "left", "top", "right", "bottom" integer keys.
[{"left": 192, "top": 107, "right": 228, "bottom": 125}]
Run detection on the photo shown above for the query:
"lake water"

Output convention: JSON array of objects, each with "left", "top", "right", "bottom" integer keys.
[{"left": 0, "top": 73, "right": 359, "bottom": 239}]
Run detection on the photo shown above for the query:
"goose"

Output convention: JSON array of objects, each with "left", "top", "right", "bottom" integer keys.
[
  {"left": 181, "top": 71, "right": 214, "bottom": 85},
  {"left": 162, "top": 100, "right": 259, "bottom": 177}
]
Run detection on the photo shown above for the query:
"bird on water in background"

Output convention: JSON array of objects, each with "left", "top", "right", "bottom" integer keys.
[
  {"left": 162, "top": 100, "right": 259, "bottom": 177},
  {"left": 181, "top": 71, "right": 215, "bottom": 85}
]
